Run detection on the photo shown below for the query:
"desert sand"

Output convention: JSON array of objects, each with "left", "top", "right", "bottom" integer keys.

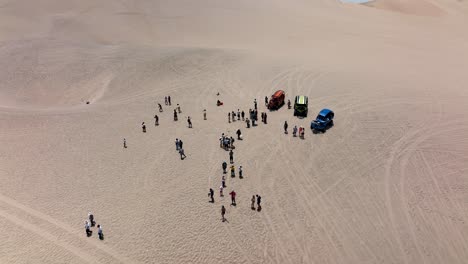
[{"left": 1, "top": 0, "right": 468, "bottom": 263}]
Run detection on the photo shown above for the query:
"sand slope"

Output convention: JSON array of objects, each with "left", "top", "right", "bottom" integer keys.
[{"left": 1, "top": 0, "right": 468, "bottom": 263}]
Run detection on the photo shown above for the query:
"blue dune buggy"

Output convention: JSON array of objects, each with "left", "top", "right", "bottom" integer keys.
[{"left": 311, "top": 109, "right": 334, "bottom": 132}]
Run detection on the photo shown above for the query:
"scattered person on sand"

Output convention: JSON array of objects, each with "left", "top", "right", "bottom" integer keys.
[
  {"left": 154, "top": 114, "right": 159, "bottom": 126},
  {"left": 229, "top": 149, "right": 234, "bottom": 164},
  {"left": 284, "top": 121, "right": 288, "bottom": 134},
  {"left": 88, "top": 212, "right": 95, "bottom": 227},
  {"left": 174, "top": 109, "right": 178, "bottom": 121},
  {"left": 179, "top": 139, "right": 183, "bottom": 149},
  {"left": 187, "top": 116, "right": 192, "bottom": 128},
  {"left": 175, "top": 138, "right": 180, "bottom": 151},
  {"left": 165, "top": 96, "right": 168, "bottom": 105},
  {"left": 220, "top": 185, "right": 224, "bottom": 197},
  {"left": 287, "top": 99, "right": 291, "bottom": 109},
  {"left": 264, "top": 112, "right": 267, "bottom": 124},
  {"left": 261, "top": 112, "right": 264, "bottom": 123},
  {"left": 142, "top": 122, "right": 146, "bottom": 133},
  {"left": 222, "top": 161, "right": 228, "bottom": 174},
  {"left": 254, "top": 99, "right": 257, "bottom": 110},
  {"left": 208, "top": 188, "right": 215, "bottom": 203},
  {"left": 251, "top": 195, "right": 256, "bottom": 210},
  {"left": 158, "top": 103, "right": 163, "bottom": 112},
  {"left": 232, "top": 111, "right": 236, "bottom": 122},
  {"left": 265, "top": 96, "right": 268, "bottom": 106},
  {"left": 230, "top": 165, "right": 235, "bottom": 178},
  {"left": 237, "top": 109, "right": 240, "bottom": 120},
  {"left": 222, "top": 175, "right": 226, "bottom": 188},
  {"left": 123, "top": 138, "right": 127, "bottom": 148},
  {"left": 246, "top": 118, "right": 250, "bottom": 128},
  {"left": 168, "top": 96, "right": 171, "bottom": 106},
  {"left": 179, "top": 148, "right": 186, "bottom": 159},
  {"left": 203, "top": 109, "right": 207, "bottom": 120},
  {"left": 177, "top": 104, "right": 181, "bottom": 113},
  {"left": 228, "top": 112, "right": 231, "bottom": 123},
  {"left": 85, "top": 220, "right": 92, "bottom": 237},
  {"left": 97, "top": 224, "right": 104, "bottom": 240},
  {"left": 229, "top": 190, "right": 237, "bottom": 206},
  {"left": 221, "top": 205, "right": 226, "bottom": 222},
  {"left": 239, "top": 166, "right": 243, "bottom": 179},
  {"left": 236, "top": 129, "right": 242, "bottom": 140},
  {"left": 256, "top": 194, "right": 262, "bottom": 210},
  {"left": 293, "top": 125, "right": 298, "bottom": 137},
  {"left": 230, "top": 137, "right": 235, "bottom": 149},
  {"left": 300, "top": 126, "right": 305, "bottom": 138},
  {"left": 241, "top": 110, "right": 245, "bottom": 120},
  {"left": 217, "top": 100, "right": 223, "bottom": 106}
]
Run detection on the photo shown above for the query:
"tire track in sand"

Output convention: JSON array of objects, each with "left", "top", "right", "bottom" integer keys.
[
  {"left": 0, "top": 209, "right": 98, "bottom": 263},
  {"left": 0, "top": 193, "right": 137, "bottom": 264}
]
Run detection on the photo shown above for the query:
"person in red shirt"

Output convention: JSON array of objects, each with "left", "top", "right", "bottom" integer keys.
[{"left": 229, "top": 190, "right": 236, "bottom": 206}]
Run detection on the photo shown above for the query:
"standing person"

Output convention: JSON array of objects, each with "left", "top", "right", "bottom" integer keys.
[
  {"left": 174, "top": 109, "right": 178, "bottom": 121},
  {"left": 123, "top": 138, "right": 127, "bottom": 148},
  {"left": 142, "top": 122, "right": 146, "bottom": 133},
  {"left": 222, "top": 161, "right": 228, "bottom": 174},
  {"left": 239, "top": 166, "right": 243, "bottom": 179},
  {"left": 203, "top": 109, "right": 207, "bottom": 120},
  {"left": 237, "top": 109, "right": 240, "bottom": 120},
  {"left": 97, "top": 224, "right": 104, "bottom": 240},
  {"left": 230, "top": 165, "right": 235, "bottom": 178},
  {"left": 232, "top": 111, "right": 236, "bottom": 122},
  {"left": 221, "top": 205, "right": 226, "bottom": 222},
  {"left": 236, "top": 129, "right": 242, "bottom": 140},
  {"left": 229, "top": 149, "right": 234, "bottom": 164},
  {"left": 265, "top": 96, "right": 268, "bottom": 106},
  {"left": 241, "top": 110, "right": 245, "bottom": 121},
  {"left": 179, "top": 148, "right": 186, "bottom": 159},
  {"left": 284, "top": 121, "right": 288, "bottom": 134},
  {"left": 293, "top": 125, "right": 298, "bottom": 137},
  {"left": 251, "top": 195, "right": 256, "bottom": 210},
  {"left": 85, "top": 220, "right": 91, "bottom": 237},
  {"left": 254, "top": 99, "right": 257, "bottom": 110},
  {"left": 229, "top": 190, "right": 237, "bottom": 206},
  {"left": 256, "top": 194, "right": 262, "bottom": 210},
  {"left": 177, "top": 104, "right": 181, "bottom": 113},
  {"left": 220, "top": 185, "right": 224, "bottom": 197},
  {"left": 287, "top": 99, "right": 291, "bottom": 109},
  {"left": 179, "top": 139, "right": 183, "bottom": 150},
  {"left": 158, "top": 103, "right": 163, "bottom": 112},
  {"left": 264, "top": 112, "right": 268, "bottom": 124},
  {"left": 228, "top": 112, "right": 231, "bottom": 123},
  {"left": 154, "top": 114, "right": 159, "bottom": 126},
  {"left": 222, "top": 175, "right": 226, "bottom": 188},
  {"left": 230, "top": 136, "right": 235, "bottom": 149},
  {"left": 88, "top": 212, "right": 95, "bottom": 227},
  {"left": 300, "top": 126, "right": 305, "bottom": 138},
  {"left": 246, "top": 118, "right": 250, "bottom": 128},
  {"left": 175, "top": 138, "right": 180, "bottom": 151},
  {"left": 208, "top": 188, "right": 215, "bottom": 203},
  {"left": 187, "top": 116, "right": 192, "bottom": 128},
  {"left": 165, "top": 96, "right": 168, "bottom": 105},
  {"left": 168, "top": 96, "right": 171, "bottom": 106},
  {"left": 261, "top": 112, "right": 264, "bottom": 123}
]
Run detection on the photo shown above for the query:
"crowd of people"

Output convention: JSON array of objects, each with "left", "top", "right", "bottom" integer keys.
[{"left": 115, "top": 92, "right": 307, "bottom": 229}]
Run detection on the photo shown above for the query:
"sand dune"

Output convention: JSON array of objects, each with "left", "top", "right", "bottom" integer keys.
[
  {"left": 364, "top": 0, "right": 444, "bottom": 16},
  {"left": 1, "top": 0, "right": 468, "bottom": 263}
]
